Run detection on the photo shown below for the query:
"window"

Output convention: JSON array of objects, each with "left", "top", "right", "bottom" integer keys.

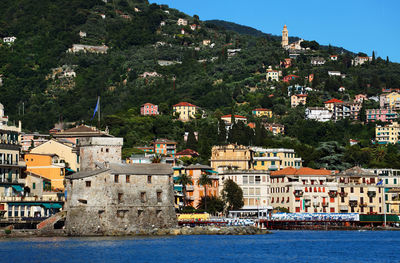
[
  {"left": 157, "top": 191, "right": 162, "bottom": 202},
  {"left": 249, "top": 176, "right": 255, "bottom": 184},
  {"left": 114, "top": 175, "right": 119, "bottom": 183},
  {"left": 33, "top": 182, "right": 36, "bottom": 190},
  {"left": 330, "top": 207, "right": 335, "bottom": 213},
  {"left": 126, "top": 175, "right": 130, "bottom": 183},
  {"left": 255, "top": 176, "right": 261, "bottom": 184},
  {"left": 141, "top": 192, "right": 147, "bottom": 203},
  {"left": 138, "top": 209, "right": 143, "bottom": 216},
  {"left": 243, "top": 176, "right": 248, "bottom": 184},
  {"left": 106, "top": 148, "right": 109, "bottom": 153},
  {"left": 156, "top": 210, "right": 162, "bottom": 217},
  {"left": 147, "top": 176, "right": 152, "bottom": 184},
  {"left": 86, "top": 181, "right": 91, "bottom": 187},
  {"left": 118, "top": 193, "right": 123, "bottom": 203},
  {"left": 360, "top": 187, "right": 363, "bottom": 193},
  {"left": 350, "top": 187, "right": 354, "bottom": 193}
]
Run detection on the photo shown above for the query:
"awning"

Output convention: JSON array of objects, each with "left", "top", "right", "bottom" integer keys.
[
  {"left": 42, "top": 203, "right": 62, "bottom": 209},
  {"left": 368, "top": 187, "right": 377, "bottom": 192},
  {"left": 66, "top": 168, "right": 75, "bottom": 172},
  {"left": 349, "top": 196, "right": 358, "bottom": 201},
  {"left": 294, "top": 186, "right": 303, "bottom": 190},
  {"left": 205, "top": 170, "right": 218, "bottom": 174},
  {"left": 12, "top": 185, "right": 23, "bottom": 192},
  {"left": 340, "top": 205, "right": 349, "bottom": 211},
  {"left": 329, "top": 187, "right": 338, "bottom": 191}
]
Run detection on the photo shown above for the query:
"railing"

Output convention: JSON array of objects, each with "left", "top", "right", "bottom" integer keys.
[
  {"left": 0, "top": 195, "right": 65, "bottom": 202},
  {"left": 349, "top": 201, "right": 358, "bottom": 207}
]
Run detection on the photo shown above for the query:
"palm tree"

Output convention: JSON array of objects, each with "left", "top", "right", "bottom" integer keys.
[
  {"left": 176, "top": 173, "right": 193, "bottom": 208},
  {"left": 198, "top": 174, "right": 212, "bottom": 211},
  {"left": 151, "top": 154, "right": 162, "bottom": 163}
]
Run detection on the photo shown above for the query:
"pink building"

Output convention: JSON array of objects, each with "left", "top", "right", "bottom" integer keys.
[
  {"left": 366, "top": 109, "right": 399, "bottom": 123},
  {"left": 283, "top": 74, "right": 299, "bottom": 83},
  {"left": 140, "top": 103, "right": 159, "bottom": 116},
  {"left": 21, "top": 132, "right": 50, "bottom": 152},
  {"left": 354, "top": 94, "right": 368, "bottom": 103}
]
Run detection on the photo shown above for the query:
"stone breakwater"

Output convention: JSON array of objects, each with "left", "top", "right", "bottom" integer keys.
[{"left": 0, "top": 226, "right": 270, "bottom": 238}]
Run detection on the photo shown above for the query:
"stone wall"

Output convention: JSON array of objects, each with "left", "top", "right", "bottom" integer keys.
[{"left": 65, "top": 168, "right": 177, "bottom": 236}]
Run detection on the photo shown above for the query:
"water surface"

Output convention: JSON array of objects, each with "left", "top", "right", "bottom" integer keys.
[{"left": 1, "top": 231, "right": 399, "bottom": 263}]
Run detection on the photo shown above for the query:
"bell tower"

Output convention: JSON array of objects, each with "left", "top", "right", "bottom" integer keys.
[{"left": 282, "top": 25, "right": 288, "bottom": 47}]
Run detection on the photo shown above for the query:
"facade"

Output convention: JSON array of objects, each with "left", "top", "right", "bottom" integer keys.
[
  {"left": 332, "top": 102, "right": 361, "bottom": 121},
  {"left": 153, "top": 139, "right": 177, "bottom": 165},
  {"left": 328, "top": 71, "right": 341, "bottom": 77},
  {"left": 140, "top": 103, "right": 159, "bottom": 116},
  {"left": 366, "top": 109, "right": 398, "bottom": 123},
  {"left": 25, "top": 153, "right": 65, "bottom": 190},
  {"left": 184, "top": 164, "right": 219, "bottom": 209},
  {"left": 305, "top": 107, "right": 333, "bottom": 122},
  {"left": 67, "top": 44, "right": 108, "bottom": 54},
  {"left": 20, "top": 132, "right": 50, "bottom": 152},
  {"left": 380, "top": 92, "right": 400, "bottom": 110},
  {"left": 220, "top": 115, "right": 247, "bottom": 126},
  {"left": 336, "top": 167, "right": 383, "bottom": 214},
  {"left": 65, "top": 163, "right": 176, "bottom": 235},
  {"left": 352, "top": 56, "right": 371, "bottom": 66},
  {"left": 281, "top": 25, "right": 288, "bottom": 47},
  {"left": 263, "top": 123, "right": 285, "bottom": 135},
  {"left": 283, "top": 75, "right": 299, "bottom": 83},
  {"left": 291, "top": 94, "right": 307, "bottom": 108},
  {"left": 354, "top": 94, "right": 368, "bottom": 103},
  {"left": 177, "top": 18, "right": 188, "bottom": 26},
  {"left": 266, "top": 68, "right": 279, "bottom": 82},
  {"left": 173, "top": 102, "right": 199, "bottom": 122},
  {"left": 252, "top": 148, "right": 302, "bottom": 171},
  {"left": 324, "top": 98, "right": 344, "bottom": 112},
  {"left": 280, "top": 58, "right": 292, "bottom": 68},
  {"left": 287, "top": 85, "right": 310, "bottom": 96},
  {"left": 375, "top": 122, "right": 400, "bottom": 144},
  {"left": 30, "top": 139, "right": 80, "bottom": 172},
  {"left": 252, "top": 108, "right": 272, "bottom": 118},
  {"left": 210, "top": 144, "right": 253, "bottom": 171},
  {"left": 310, "top": 57, "right": 326, "bottom": 66},
  {"left": 270, "top": 167, "right": 336, "bottom": 213},
  {"left": 53, "top": 125, "right": 113, "bottom": 145},
  {"left": 219, "top": 170, "right": 270, "bottom": 209}
]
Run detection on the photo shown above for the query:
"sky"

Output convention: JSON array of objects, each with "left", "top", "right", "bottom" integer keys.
[{"left": 150, "top": 0, "right": 400, "bottom": 62}]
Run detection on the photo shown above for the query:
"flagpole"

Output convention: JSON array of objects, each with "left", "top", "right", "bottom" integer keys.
[{"left": 98, "top": 96, "right": 100, "bottom": 128}]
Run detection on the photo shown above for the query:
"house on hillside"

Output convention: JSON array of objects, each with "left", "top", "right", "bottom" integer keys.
[
  {"left": 310, "top": 57, "right": 326, "bottom": 66},
  {"left": 291, "top": 94, "right": 307, "bottom": 108}
]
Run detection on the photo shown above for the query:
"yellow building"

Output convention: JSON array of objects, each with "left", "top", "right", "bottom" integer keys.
[
  {"left": 30, "top": 139, "right": 80, "bottom": 172},
  {"left": 291, "top": 94, "right": 307, "bottom": 108},
  {"left": 210, "top": 144, "right": 253, "bottom": 171},
  {"left": 252, "top": 108, "right": 272, "bottom": 118},
  {"left": 25, "top": 153, "right": 65, "bottom": 190},
  {"left": 381, "top": 92, "right": 400, "bottom": 110},
  {"left": 376, "top": 122, "right": 400, "bottom": 144},
  {"left": 336, "top": 167, "right": 383, "bottom": 214},
  {"left": 266, "top": 68, "right": 279, "bottom": 82},
  {"left": 252, "top": 148, "right": 302, "bottom": 171},
  {"left": 173, "top": 102, "right": 199, "bottom": 122}
]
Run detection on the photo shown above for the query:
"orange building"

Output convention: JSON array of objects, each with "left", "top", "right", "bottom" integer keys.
[
  {"left": 185, "top": 164, "right": 219, "bottom": 208},
  {"left": 25, "top": 153, "right": 65, "bottom": 191}
]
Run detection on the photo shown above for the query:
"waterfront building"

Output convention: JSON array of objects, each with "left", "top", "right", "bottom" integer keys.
[
  {"left": 219, "top": 170, "right": 270, "bottom": 209},
  {"left": 173, "top": 102, "right": 199, "bottom": 122},
  {"left": 375, "top": 122, "right": 400, "bottom": 144},
  {"left": 335, "top": 167, "right": 383, "bottom": 214},
  {"left": 366, "top": 109, "right": 398, "bottom": 123},
  {"left": 210, "top": 144, "right": 253, "bottom": 171},
  {"left": 270, "top": 167, "right": 336, "bottom": 213},
  {"left": 65, "top": 163, "right": 177, "bottom": 235},
  {"left": 305, "top": 107, "right": 333, "bottom": 122},
  {"left": 252, "top": 148, "right": 302, "bottom": 171},
  {"left": 25, "top": 153, "right": 65, "bottom": 190},
  {"left": 252, "top": 108, "right": 272, "bottom": 118}
]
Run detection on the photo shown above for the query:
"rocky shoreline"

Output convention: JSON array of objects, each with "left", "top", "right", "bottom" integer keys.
[{"left": 0, "top": 226, "right": 270, "bottom": 238}]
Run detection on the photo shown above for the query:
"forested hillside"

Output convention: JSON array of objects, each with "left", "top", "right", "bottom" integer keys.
[{"left": 1, "top": 0, "right": 400, "bottom": 169}]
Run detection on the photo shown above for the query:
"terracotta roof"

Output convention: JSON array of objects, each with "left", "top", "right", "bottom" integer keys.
[
  {"left": 176, "top": 149, "right": 199, "bottom": 156},
  {"left": 271, "top": 167, "right": 332, "bottom": 176},
  {"left": 141, "top": 102, "right": 157, "bottom": 106},
  {"left": 294, "top": 94, "right": 308, "bottom": 97},
  {"left": 247, "top": 122, "right": 256, "bottom": 129},
  {"left": 253, "top": 108, "right": 271, "bottom": 112},
  {"left": 173, "top": 102, "right": 198, "bottom": 107},
  {"left": 324, "top": 98, "right": 343, "bottom": 104},
  {"left": 221, "top": 114, "right": 247, "bottom": 119}
]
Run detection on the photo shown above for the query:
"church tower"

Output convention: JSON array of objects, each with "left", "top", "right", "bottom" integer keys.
[{"left": 282, "top": 25, "right": 288, "bottom": 47}]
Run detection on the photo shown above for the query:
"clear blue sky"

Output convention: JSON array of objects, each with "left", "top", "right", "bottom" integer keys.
[{"left": 150, "top": 0, "right": 399, "bottom": 62}]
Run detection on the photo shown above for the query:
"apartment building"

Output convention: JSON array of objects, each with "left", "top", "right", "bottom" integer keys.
[
  {"left": 210, "top": 144, "right": 253, "bottom": 171},
  {"left": 252, "top": 148, "right": 302, "bottom": 171},
  {"left": 375, "top": 122, "right": 400, "bottom": 144}
]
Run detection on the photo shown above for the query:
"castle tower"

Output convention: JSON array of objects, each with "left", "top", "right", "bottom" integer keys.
[{"left": 282, "top": 25, "right": 288, "bottom": 47}]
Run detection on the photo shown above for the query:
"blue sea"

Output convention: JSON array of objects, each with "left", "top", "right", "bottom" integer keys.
[{"left": 1, "top": 231, "right": 399, "bottom": 263}]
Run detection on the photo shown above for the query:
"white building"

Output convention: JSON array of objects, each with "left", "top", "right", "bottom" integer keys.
[
  {"left": 352, "top": 56, "right": 371, "bottom": 66},
  {"left": 219, "top": 170, "right": 270, "bottom": 209},
  {"left": 3, "top": 36, "right": 16, "bottom": 43},
  {"left": 267, "top": 67, "right": 279, "bottom": 82},
  {"left": 177, "top": 18, "right": 188, "bottom": 26},
  {"left": 328, "top": 71, "right": 341, "bottom": 77},
  {"left": 305, "top": 107, "right": 333, "bottom": 122}
]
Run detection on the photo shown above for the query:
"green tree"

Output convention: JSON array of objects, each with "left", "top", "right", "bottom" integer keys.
[
  {"left": 197, "top": 196, "right": 224, "bottom": 214},
  {"left": 198, "top": 174, "right": 212, "bottom": 211},
  {"left": 186, "top": 130, "right": 198, "bottom": 150},
  {"left": 176, "top": 173, "right": 193, "bottom": 207},
  {"left": 359, "top": 101, "right": 366, "bottom": 123},
  {"left": 222, "top": 179, "right": 244, "bottom": 213}
]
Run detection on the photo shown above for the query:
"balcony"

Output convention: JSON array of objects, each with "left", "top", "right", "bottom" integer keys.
[
  {"left": 0, "top": 194, "right": 65, "bottom": 202},
  {"left": 328, "top": 191, "right": 338, "bottom": 198},
  {"left": 339, "top": 192, "right": 348, "bottom": 197},
  {"left": 294, "top": 190, "right": 303, "bottom": 197},
  {"left": 367, "top": 191, "right": 376, "bottom": 198},
  {"left": 349, "top": 200, "right": 358, "bottom": 207},
  {"left": 359, "top": 203, "right": 367, "bottom": 207},
  {"left": 312, "top": 201, "right": 320, "bottom": 207},
  {"left": 304, "top": 200, "right": 311, "bottom": 207}
]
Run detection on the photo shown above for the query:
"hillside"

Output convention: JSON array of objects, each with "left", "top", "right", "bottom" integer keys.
[{"left": 1, "top": 0, "right": 400, "bottom": 168}]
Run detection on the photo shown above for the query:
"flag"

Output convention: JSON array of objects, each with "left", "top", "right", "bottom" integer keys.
[
  {"left": 376, "top": 179, "right": 383, "bottom": 186},
  {"left": 92, "top": 97, "right": 99, "bottom": 120}
]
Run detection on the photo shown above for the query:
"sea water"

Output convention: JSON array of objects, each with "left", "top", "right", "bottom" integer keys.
[{"left": 1, "top": 231, "right": 399, "bottom": 263}]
